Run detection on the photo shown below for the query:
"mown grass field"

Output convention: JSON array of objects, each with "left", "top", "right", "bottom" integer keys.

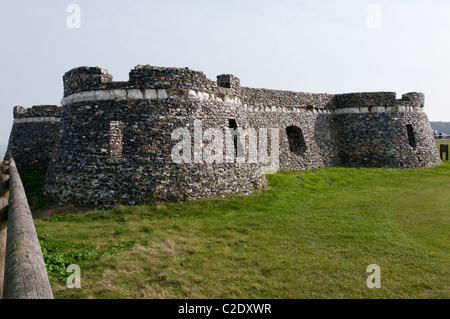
[{"left": 23, "top": 149, "right": 449, "bottom": 299}]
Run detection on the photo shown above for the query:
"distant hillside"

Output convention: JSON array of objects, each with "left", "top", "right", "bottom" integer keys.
[{"left": 430, "top": 122, "right": 450, "bottom": 134}]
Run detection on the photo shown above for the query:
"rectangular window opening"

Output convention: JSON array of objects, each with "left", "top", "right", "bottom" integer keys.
[
  {"left": 406, "top": 124, "right": 416, "bottom": 148},
  {"left": 228, "top": 119, "right": 238, "bottom": 157}
]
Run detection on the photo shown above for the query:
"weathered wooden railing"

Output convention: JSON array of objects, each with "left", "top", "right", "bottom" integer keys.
[
  {"left": 0, "top": 153, "right": 53, "bottom": 299},
  {"left": 0, "top": 158, "right": 8, "bottom": 298}
]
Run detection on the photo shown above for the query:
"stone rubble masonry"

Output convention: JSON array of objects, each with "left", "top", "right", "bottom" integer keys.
[
  {"left": 2, "top": 156, "right": 53, "bottom": 299},
  {"left": 8, "top": 65, "right": 440, "bottom": 209},
  {"left": 7, "top": 105, "right": 62, "bottom": 172}
]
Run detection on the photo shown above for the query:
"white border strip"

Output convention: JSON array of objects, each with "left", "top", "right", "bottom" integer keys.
[
  {"left": 14, "top": 117, "right": 60, "bottom": 124},
  {"left": 60, "top": 89, "right": 424, "bottom": 115},
  {"left": 332, "top": 106, "right": 423, "bottom": 114},
  {"left": 61, "top": 89, "right": 242, "bottom": 106},
  {"left": 244, "top": 104, "right": 331, "bottom": 114}
]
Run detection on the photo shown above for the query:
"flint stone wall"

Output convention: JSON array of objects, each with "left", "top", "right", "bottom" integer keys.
[
  {"left": 334, "top": 112, "right": 440, "bottom": 168},
  {"left": 39, "top": 65, "right": 440, "bottom": 208},
  {"left": 44, "top": 98, "right": 266, "bottom": 208},
  {"left": 7, "top": 105, "right": 62, "bottom": 172}
]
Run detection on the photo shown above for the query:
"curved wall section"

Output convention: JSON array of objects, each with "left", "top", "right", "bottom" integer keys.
[
  {"left": 44, "top": 66, "right": 266, "bottom": 208},
  {"left": 334, "top": 112, "right": 440, "bottom": 168},
  {"left": 332, "top": 92, "right": 440, "bottom": 168}
]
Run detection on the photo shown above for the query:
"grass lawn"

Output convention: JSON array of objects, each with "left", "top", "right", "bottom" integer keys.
[{"left": 24, "top": 150, "right": 449, "bottom": 299}]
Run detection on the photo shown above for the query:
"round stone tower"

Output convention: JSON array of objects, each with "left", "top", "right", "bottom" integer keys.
[
  {"left": 332, "top": 92, "right": 440, "bottom": 168},
  {"left": 43, "top": 66, "right": 266, "bottom": 208}
]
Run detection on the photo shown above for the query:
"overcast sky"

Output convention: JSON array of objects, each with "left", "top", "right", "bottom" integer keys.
[{"left": 1, "top": 0, "right": 449, "bottom": 158}]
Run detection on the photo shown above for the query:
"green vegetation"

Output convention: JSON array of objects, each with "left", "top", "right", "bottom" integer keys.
[
  {"left": 20, "top": 169, "right": 52, "bottom": 211},
  {"left": 38, "top": 230, "right": 147, "bottom": 285},
  {"left": 30, "top": 161, "right": 449, "bottom": 299}
]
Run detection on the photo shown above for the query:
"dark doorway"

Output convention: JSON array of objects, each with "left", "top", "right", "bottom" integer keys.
[
  {"left": 286, "top": 126, "right": 307, "bottom": 156},
  {"left": 406, "top": 124, "right": 416, "bottom": 148}
]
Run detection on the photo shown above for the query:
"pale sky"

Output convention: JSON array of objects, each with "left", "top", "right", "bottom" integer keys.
[{"left": 1, "top": 0, "right": 449, "bottom": 158}]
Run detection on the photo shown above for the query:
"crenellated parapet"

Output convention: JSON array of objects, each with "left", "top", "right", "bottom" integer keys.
[
  {"left": 60, "top": 66, "right": 336, "bottom": 115},
  {"left": 60, "top": 65, "right": 246, "bottom": 108},
  {"left": 334, "top": 92, "right": 397, "bottom": 108},
  {"left": 128, "top": 65, "right": 217, "bottom": 90},
  {"left": 331, "top": 91, "right": 438, "bottom": 168},
  {"left": 240, "top": 88, "right": 334, "bottom": 113},
  {"left": 63, "top": 66, "right": 113, "bottom": 96},
  {"left": 63, "top": 65, "right": 222, "bottom": 97},
  {"left": 398, "top": 92, "right": 424, "bottom": 107},
  {"left": 217, "top": 74, "right": 241, "bottom": 90}
]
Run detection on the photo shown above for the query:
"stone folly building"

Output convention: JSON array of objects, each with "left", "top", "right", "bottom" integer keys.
[{"left": 7, "top": 65, "right": 440, "bottom": 208}]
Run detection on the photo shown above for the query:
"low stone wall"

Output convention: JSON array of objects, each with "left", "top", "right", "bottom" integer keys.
[{"left": 2, "top": 155, "right": 53, "bottom": 299}]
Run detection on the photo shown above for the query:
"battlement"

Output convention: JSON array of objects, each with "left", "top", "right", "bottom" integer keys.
[
  {"left": 217, "top": 74, "right": 241, "bottom": 89},
  {"left": 398, "top": 92, "right": 424, "bottom": 107},
  {"left": 63, "top": 66, "right": 113, "bottom": 96},
  {"left": 334, "top": 92, "right": 397, "bottom": 108},
  {"left": 13, "top": 105, "right": 62, "bottom": 119},
  {"left": 61, "top": 65, "right": 427, "bottom": 117},
  {"left": 128, "top": 65, "right": 216, "bottom": 89},
  {"left": 240, "top": 88, "right": 334, "bottom": 110},
  {"left": 63, "top": 65, "right": 222, "bottom": 96},
  {"left": 61, "top": 65, "right": 337, "bottom": 113}
]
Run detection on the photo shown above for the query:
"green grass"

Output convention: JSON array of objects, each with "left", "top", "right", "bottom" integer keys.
[{"left": 31, "top": 160, "right": 450, "bottom": 299}]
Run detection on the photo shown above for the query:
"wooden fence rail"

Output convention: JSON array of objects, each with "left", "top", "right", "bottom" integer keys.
[{"left": 0, "top": 153, "right": 53, "bottom": 299}]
